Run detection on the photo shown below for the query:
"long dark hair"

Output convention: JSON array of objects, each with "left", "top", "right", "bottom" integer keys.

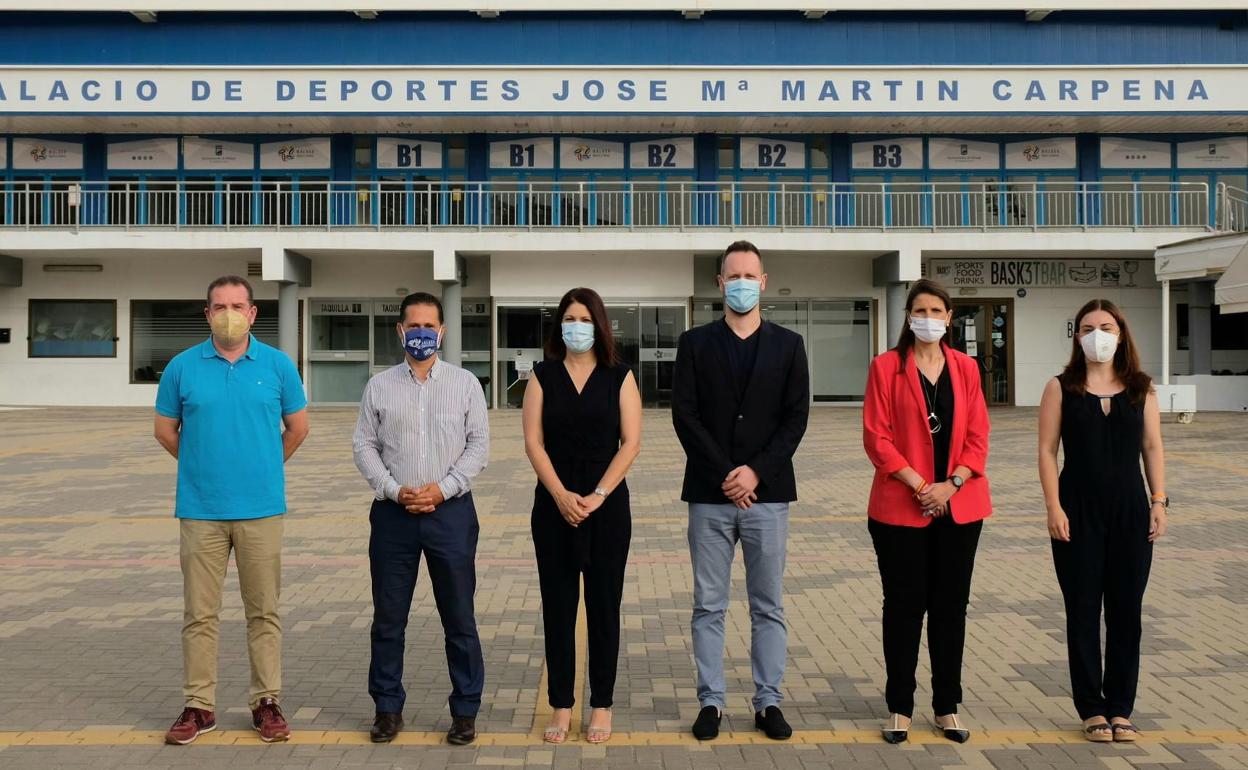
[
  {"left": 893, "top": 279, "right": 953, "bottom": 360},
  {"left": 544, "top": 287, "right": 622, "bottom": 366},
  {"left": 1059, "top": 298, "right": 1152, "bottom": 406}
]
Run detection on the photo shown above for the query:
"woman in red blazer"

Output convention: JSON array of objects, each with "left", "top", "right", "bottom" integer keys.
[{"left": 862, "top": 279, "right": 993, "bottom": 745}]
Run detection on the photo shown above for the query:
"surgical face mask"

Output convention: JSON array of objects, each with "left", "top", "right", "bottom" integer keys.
[
  {"left": 1080, "top": 328, "right": 1119, "bottom": 363},
  {"left": 724, "top": 278, "right": 761, "bottom": 314},
  {"left": 908, "top": 316, "right": 947, "bottom": 344},
  {"left": 402, "top": 327, "right": 441, "bottom": 361},
  {"left": 561, "top": 321, "right": 595, "bottom": 354},
  {"left": 209, "top": 308, "right": 251, "bottom": 346}
]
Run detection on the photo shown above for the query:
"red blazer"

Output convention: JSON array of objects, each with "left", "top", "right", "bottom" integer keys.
[{"left": 862, "top": 344, "right": 993, "bottom": 527}]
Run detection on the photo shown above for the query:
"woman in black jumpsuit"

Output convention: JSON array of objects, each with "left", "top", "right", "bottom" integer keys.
[
  {"left": 522, "top": 287, "right": 642, "bottom": 745},
  {"left": 1038, "top": 299, "right": 1168, "bottom": 743}
]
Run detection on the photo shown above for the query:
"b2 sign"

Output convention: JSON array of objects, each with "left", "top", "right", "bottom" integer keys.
[
  {"left": 628, "top": 137, "right": 694, "bottom": 169},
  {"left": 739, "top": 138, "right": 806, "bottom": 170}
]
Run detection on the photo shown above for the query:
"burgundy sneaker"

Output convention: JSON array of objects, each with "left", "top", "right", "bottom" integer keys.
[
  {"left": 251, "top": 697, "right": 292, "bottom": 743},
  {"left": 165, "top": 706, "right": 217, "bottom": 745}
]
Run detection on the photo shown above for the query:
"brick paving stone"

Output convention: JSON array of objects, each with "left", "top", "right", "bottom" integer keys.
[{"left": 1, "top": 407, "right": 1247, "bottom": 769}]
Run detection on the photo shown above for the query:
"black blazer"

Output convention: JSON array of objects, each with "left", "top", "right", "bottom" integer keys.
[{"left": 671, "top": 320, "right": 810, "bottom": 504}]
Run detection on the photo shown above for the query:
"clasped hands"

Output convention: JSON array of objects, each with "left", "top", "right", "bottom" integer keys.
[
  {"left": 398, "top": 483, "right": 445, "bottom": 514},
  {"left": 723, "top": 465, "right": 760, "bottom": 510},
  {"left": 554, "top": 488, "right": 606, "bottom": 528},
  {"left": 914, "top": 480, "right": 954, "bottom": 517}
]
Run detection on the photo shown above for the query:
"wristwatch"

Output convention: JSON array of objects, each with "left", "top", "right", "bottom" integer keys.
[
  {"left": 949, "top": 474, "right": 965, "bottom": 491},
  {"left": 594, "top": 487, "right": 609, "bottom": 498},
  {"left": 1151, "top": 496, "right": 1169, "bottom": 509}
]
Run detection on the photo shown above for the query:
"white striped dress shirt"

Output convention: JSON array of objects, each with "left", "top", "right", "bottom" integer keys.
[{"left": 352, "top": 358, "right": 490, "bottom": 503}]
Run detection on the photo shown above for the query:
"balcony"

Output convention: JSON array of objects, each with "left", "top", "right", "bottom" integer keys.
[{"left": 0, "top": 179, "right": 1222, "bottom": 233}]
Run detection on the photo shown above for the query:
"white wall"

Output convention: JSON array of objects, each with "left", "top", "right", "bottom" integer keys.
[
  {"left": 491, "top": 251, "right": 694, "bottom": 299},
  {"left": 0, "top": 252, "right": 441, "bottom": 406}
]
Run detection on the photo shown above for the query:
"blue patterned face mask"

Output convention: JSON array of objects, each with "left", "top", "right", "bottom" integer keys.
[
  {"left": 724, "top": 278, "right": 761, "bottom": 313},
  {"left": 402, "top": 327, "right": 441, "bottom": 361},
  {"left": 561, "top": 321, "right": 595, "bottom": 353}
]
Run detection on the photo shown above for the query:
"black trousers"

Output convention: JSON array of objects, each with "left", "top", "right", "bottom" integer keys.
[
  {"left": 869, "top": 516, "right": 983, "bottom": 718},
  {"left": 1051, "top": 503, "right": 1153, "bottom": 721},
  {"left": 368, "top": 495, "right": 485, "bottom": 717},
  {"left": 531, "top": 498, "right": 631, "bottom": 709}
]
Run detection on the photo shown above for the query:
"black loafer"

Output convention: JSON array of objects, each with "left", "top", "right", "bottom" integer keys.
[
  {"left": 447, "top": 715, "right": 476, "bottom": 745},
  {"left": 754, "top": 706, "right": 792, "bottom": 740},
  {"left": 882, "top": 714, "right": 909, "bottom": 744},
  {"left": 692, "top": 705, "right": 722, "bottom": 740},
  {"left": 370, "top": 712, "right": 403, "bottom": 743}
]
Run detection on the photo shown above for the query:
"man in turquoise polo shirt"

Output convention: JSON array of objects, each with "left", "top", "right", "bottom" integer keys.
[{"left": 154, "top": 275, "right": 310, "bottom": 745}]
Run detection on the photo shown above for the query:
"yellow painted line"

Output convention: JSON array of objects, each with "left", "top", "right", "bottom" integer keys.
[{"left": 2, "top": 728, "right": 1247, "bottom": 748}]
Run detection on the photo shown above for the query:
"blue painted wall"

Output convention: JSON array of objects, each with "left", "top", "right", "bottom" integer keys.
[{"left": 0, "top": 11, "right": 1245, "bottom": 66}]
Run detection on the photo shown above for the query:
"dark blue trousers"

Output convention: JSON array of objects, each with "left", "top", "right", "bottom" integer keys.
[{"left": 368, "top": 493, "right": 484, "bottom": 717}]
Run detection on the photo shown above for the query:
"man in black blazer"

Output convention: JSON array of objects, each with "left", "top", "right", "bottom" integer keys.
[{"left": 672, "top": 240, "right": 810, "bottom": 742}]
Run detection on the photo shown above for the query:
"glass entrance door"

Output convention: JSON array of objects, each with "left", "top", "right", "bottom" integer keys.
[
  {"left": 951, "top": 300, "right": 1013, "bottom": 406},
  {"left": 496, "top": 302, "right": 686, "bottom": 408}
]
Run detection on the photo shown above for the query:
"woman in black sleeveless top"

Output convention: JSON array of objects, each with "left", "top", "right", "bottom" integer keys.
[
  {"left": 522, "top": 287, "right": 642, "bottom": 745},
  {"left": 1038, "top": 299, "right": 1168, "bottom": 744}
]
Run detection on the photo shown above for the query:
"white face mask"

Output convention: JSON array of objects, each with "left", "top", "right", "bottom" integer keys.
[
  {"left": 908, "top": 316, "right": 947, "bottom": 343},
  {"left": 1080, "top": 328, "right": 1119, "bottom": 363}
]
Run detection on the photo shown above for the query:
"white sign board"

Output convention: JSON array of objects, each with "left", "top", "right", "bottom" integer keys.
[
  {"left": 1005, "top": 136, "right": 1077, "bottom": 169},
  {"left": 739, "top": 137, "right": 805, "bottom": 170},
  {"left": 106, "top": 137, "right": 179, "bottom": 170},
  {"left": 373, "top": 301, "right": 402, "bottom": 317},
  {"left": 852, "top": 137, "right": 923, "bottom": 170},
  {"left": 927, "top": 138, "right": 1000, "bottom": 170},
  {"left": 376, "top": 138, "right": 443, "bottom": 170},
  {"left": 1176, "top": 136, "right": 1248, "bottom": 168},
  {"left": 183, "top": 137, "right": 254, "bottom": 170},
  {"left": 12, "top": 137, "right": 83, "bottom": 170},
  {"left": 489, "top": 137, "right": 555, "bottom": 169},
  {"left": 559, "top": 137, "right": 625, "bottom": 169},
  {"left": 0, "top": 67, "right": 1237, "bottom": 115},
  {"left": 313, "top": 300, "right": 366, "bottom": 316},
  {"left": 629, "top": 136, "right": 694, "bottom": 169},
  {"left": 259, "top": 136, "right": 331, "bottom": 169},
  {"left": 1100, "top": 137, "right": 1171, "bottom": 169},
  {"left": 929, "top": 258, "right": 1156, "bottom": 289}
]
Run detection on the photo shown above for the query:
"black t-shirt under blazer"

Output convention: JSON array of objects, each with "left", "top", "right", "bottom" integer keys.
[{"left": 671, "top": 319, "right": 810, "bottom": 504}]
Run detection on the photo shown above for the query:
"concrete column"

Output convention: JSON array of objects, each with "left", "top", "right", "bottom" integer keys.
[
  {"left": 440, "top": 279, "right": 463, "bottom": 366},
  {"left": 885, "top": 281, "right": 909, "bottom": 349},
  {"left": 1188, "top": 280, "right": 1214, "bottom": 376},
  {"left": 1161, "top": 279, "right": 1171, "bottom": 385},
  {"left": 278, "top": 280, "right": 299, "bottom": 363}
]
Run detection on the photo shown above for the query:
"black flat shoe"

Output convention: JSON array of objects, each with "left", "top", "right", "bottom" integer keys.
[
  {"left": 935, "top": 714, "right": 971, "bottom": 743},
  {"left": 447, "top": 715, "right": 476, "bottom": 745},
  {"left": 882, "top": 713, "right": 909, "bottom": 744},
  {"left": 692, "top": 705, "right": 722, "bottom": 741},
  {"left": 370, "top": 712, "right": 403, "bottom": 743},
  {"left": 754, "top": 706, "right": 792, "bottom": 740}
]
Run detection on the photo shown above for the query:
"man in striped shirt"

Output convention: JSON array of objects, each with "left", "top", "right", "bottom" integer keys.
[{"left": 352, "top": 291, "right": 490, "bottom": 746}]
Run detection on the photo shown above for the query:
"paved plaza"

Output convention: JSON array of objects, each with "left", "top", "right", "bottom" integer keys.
[{"left": 0, "top": 405, "right": 1246, "bottom": 769}]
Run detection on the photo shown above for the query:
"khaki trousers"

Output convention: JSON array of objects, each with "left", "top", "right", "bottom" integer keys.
[{"left": 179, "top": 515, "right": 283, "bottom": 711}]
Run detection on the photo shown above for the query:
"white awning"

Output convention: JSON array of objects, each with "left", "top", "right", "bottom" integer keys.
[
  {"left": 1215, "top": 246, "right": 1248, "bottom": 314},
  {"left": 1154, "top": 231, "right": 1248, "bottom": 282}
]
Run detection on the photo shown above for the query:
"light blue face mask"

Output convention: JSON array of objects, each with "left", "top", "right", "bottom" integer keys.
[
  {"left": 724, "top": 278, "right": 761, "bottom": 314},
  {"left": 561, "top": 321, "right": 595, "bottom": 353}
]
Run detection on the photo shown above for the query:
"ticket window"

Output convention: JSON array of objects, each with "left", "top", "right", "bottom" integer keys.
[{"left": 309, "top": 299, "right": 371, "bottom": 404}]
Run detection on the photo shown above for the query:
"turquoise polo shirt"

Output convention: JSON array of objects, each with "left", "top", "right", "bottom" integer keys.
[{"left": 155, "top": 335, "right": 307, "bottom": 521}]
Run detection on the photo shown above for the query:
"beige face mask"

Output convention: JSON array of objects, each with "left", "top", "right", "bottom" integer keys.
[{"left": 210, "top": 308, "right": 251, "bottom": 346}]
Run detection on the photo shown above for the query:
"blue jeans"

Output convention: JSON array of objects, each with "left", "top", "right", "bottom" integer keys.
[
  {"left": 688, "top": 501, "right": 789, "bottom": 713},
  {"left": 368, "top": 494, "right": 484, "bottom": 717}
]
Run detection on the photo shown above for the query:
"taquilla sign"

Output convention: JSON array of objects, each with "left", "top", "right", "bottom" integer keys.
[{"left": 0, "top": 66, "right": 1239, "bottom": 114}]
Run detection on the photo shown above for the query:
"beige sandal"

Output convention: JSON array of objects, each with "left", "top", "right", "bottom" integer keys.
[
  {"left": 586, "top": 708, "right": 613, "bottom": 744},
  {"left": 543, "top": 709, "right": 571, "bottom": 744}
]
